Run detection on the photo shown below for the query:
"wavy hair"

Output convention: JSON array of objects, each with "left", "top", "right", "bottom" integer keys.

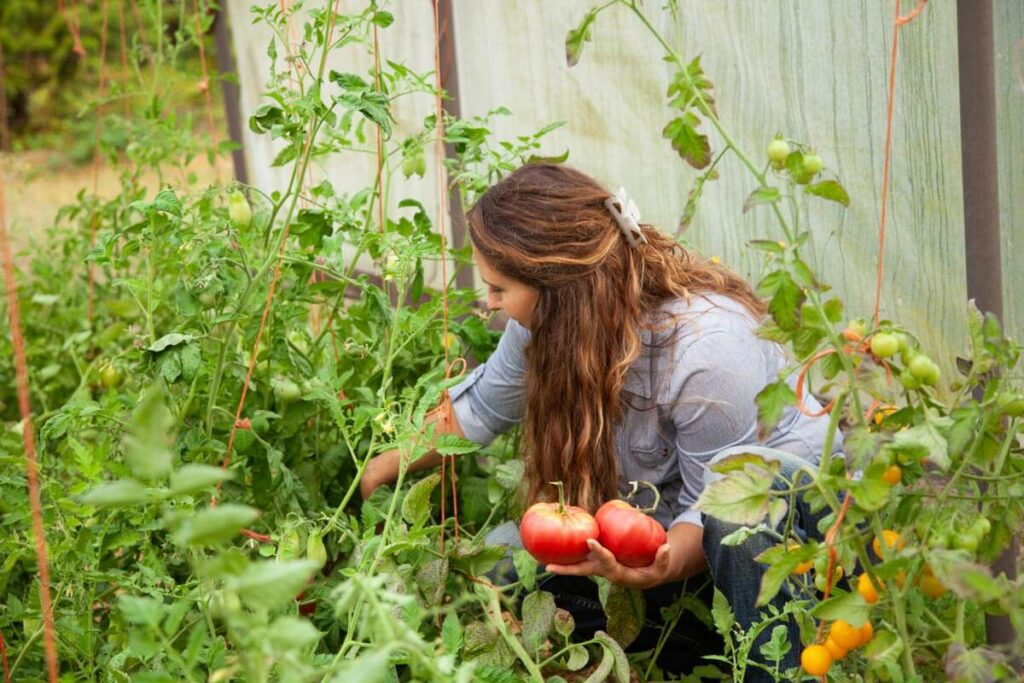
[{"left": 466, "top": 164, "right": 766, "bottom": 512}]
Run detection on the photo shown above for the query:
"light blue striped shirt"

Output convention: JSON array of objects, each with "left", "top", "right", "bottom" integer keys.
[{"left": 450, "top": 293, "right": 842, "bottom": 530}]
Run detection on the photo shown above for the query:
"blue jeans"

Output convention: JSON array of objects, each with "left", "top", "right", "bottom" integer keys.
[{"left": 486, "top": 446, "right": 825, "bottom": 681}]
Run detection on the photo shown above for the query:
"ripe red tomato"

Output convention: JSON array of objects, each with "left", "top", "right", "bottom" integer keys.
[
  {"left": 595, "top": 500, "right": 668, "bottom": 568},
  {"left": 520, "top": 499, "right": 599, "bottom": 565}
]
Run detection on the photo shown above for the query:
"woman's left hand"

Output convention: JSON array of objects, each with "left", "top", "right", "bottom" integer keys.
[{"left": 545, "top": 538, "right": 674, "bottom": 590}]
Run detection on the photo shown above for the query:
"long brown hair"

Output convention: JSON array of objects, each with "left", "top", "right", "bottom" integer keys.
[{"left": 467, "top": 164, "right": 766, "bottom": 512}]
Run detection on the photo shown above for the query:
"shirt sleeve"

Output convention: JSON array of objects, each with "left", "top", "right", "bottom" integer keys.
[
  {"left": 669, "top": 330, "right": 766, "bottom": 529},
  {"left": 449, "top": 318, "right": 529, "bottom": 446}
]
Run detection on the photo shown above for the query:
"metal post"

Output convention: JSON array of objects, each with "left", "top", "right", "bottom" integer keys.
[
  {"left": 956, "top": 0, "right": 1016, "bottom": 652},
  {"left": 213, "top": 2, "right": 249, "bottom": 185}
]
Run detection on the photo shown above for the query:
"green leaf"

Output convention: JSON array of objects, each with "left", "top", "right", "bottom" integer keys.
[
  {"left": 663, "top": 113, "right": 711, "bottom": 169},
  {"left": 122, "top": 386, "right": 175, "bottom": 481},
  {"left": 174, "top": 504, "right": 260, "bottom": 546},
  {"left": 415, "top": 557, "right": 448, "bottom": 605},
  {"left": 227, "top": 559, "right": 321, "bottom": 611},
  {"left": 889, "top": 422, "right": 950, "bottom": 471},
  {"left": 566, "top": 9, "right": 597, "bottom": 67},
  {"left": 553, "top": 608, "right": 575, "bottom": 638},
  {"left": 147, "top": 333, "right": 194, "bottom": 353},
  {"left": 566, "top": 644, "right": 589, "bottom": 671},
  {"left": 494, "top": 460, "right": 524, "bottom": 491},
  {"left": 521, "top": 591, "right": 557, "bottom": 656},
  {"left": 265, "top": 615, "right": 320, "bottom": 653},
  {"left": 118, "top": 595, "right": 164, "bottom": 627},
  {"left": 433, "top": 433, "right": 480, "bottom": 456},
  {"left": 597, "top": 579, "right": 644, "bottom": 648},
  {"left": 768, "top": 272, "right": 804, "bottom": 331},
  {"left": 168, "top": 465, "right": 233, "bottom": 496},
  {"left": 513, "top": 549, "right": 537, "bottom": 591},
  {"left": 711, "top": 588, "right": 735, "bottom": 639},
  {"left": 594, "top": 631, "right": 630, "bottom": 683},
  {"left": 370, "top": 10, "right": 394, "bottom": 28},
  {"left": 805, "top": 180, "right": 851, "bottom": 207},
  {"left": 758, "top": 625, "right": 792, "bottom": 664},
  {"left": 583, "top": 645, "right": 615, "bottom": 683},
  {"left": 809, "top": 589, "right": 871, "bottom": 625},
  {"left": 748, "top": 239, "right": 786, "bottom": 254},
  {"left": 696, "top": 457, "right": 785, "bottom": 527},
  {"left": 80, "top": 479, "right": 152, "bottom": 507},
  {"left": 755, "top": 379, "right": 797, "bottom": 439},
  {"left": 441, "top": 612, "right": 463, "bottom": 655},
  {"left": 402, "top": 473, "right": 441, "bottom": 528},
  {"left": 754, "top": 541, "right": 816, "bottom": 606},
  {"left": 743, "top": 186, "right": 781, "bottom": 214}
]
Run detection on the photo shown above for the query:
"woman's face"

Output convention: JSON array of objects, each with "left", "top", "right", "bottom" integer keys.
[{"left": 474, "top": 248, "right": 540, "bottom": 329}]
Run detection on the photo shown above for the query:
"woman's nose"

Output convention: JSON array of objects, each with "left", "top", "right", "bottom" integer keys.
[{"left": 486, "top": 293, "right": 501, "bottom": 311}]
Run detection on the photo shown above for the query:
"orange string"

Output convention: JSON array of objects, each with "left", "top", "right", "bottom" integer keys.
[
  {"left": 794, "top": 349, "right": 838, "bottom": 418},
  {"left": 873, "top": 0, "right": 921, "bottom": 325},
  {"left": 0, "top": 141, "right": 59, "bottom": 683},
  {"left": 87, "top": 0, "right": 111, "bottom": 323},
  {"left": 432, "top": 0, "right": 460, "bottom": 551},
  {"left": 56, "top": 0, "right": 86, "bottom": 57},
  {"left": 118, "top": 0, "right": 130, "bottom": 120},
  {"left": 190, "top": 0, "right": 220, "bottom": 181},
  {"left": 0, "top": 628, "right": 9, "bottom": 683}
]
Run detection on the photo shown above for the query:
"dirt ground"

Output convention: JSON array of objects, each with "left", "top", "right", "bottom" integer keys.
[{"left": 0, "top": 150, "right": 235, "bottom": 260}]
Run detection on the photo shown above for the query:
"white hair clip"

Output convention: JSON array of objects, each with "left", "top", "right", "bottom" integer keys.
[{"left": 604, "top": 187, "right": 647, "bottom": 248}]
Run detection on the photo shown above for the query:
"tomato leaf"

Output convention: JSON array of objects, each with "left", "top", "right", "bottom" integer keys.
[
  {"left": 169, "top": 465, "right": 233, "bottom": 496},
  {"left": 227, "top": 559, "right": 321, "bottom": 611},
  {"left": 80, "top": 479, "right": 153, "bottom": 507},
  {"left": 521, "top": 591, "right": 557, "bottom": 657},
  {"left": 594, "top": 631, "right": 630, "bottom": 683},
  {"left": 174, "top": 504, "right": 260, "bottom": 546},
  {"left": 755, "top": 379, "right": 797, "bottom": 440},
  {"left": 596, "top": 579, "right": 644, "bottom": 648},
  {"left": 695, "top": 458, "right": 784, "bottom": 527},
  {"left": 663, "top": 113, "right": 712, "bottom": 170},
  {"left": 402, "top": 472, "right": 441, "bottom": 528},
  {"left": 805, "top": 179, "right": 851, "bottom": 207},
  {"left": 565, "top": 9, "right": 597, "bottom": 67},
  {"left": 743, "top": 186, "right": 781, "bottom": 214},
  {"left": 513, "top": 549, "right": 538, "bottom": 591},
  {"left": 441, "top": 612, "right": 463, "bottom": 656},
  {"left": 810, "top": 589, "right": 871, "bottom": 625}
]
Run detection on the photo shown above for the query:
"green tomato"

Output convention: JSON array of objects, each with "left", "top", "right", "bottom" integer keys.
[
  {"left": 900, "top": 345, "right": 919, "bottom": 366},
  {"left": 970, "top": 517, "right": 991, "bottom": 540},
  {"left": 767, "top": 138, "right": 790, "bottom": 164},
  {"left": 307, "top": 531, "right": 328, "bottom": 567},
  {"left": 99, "top": 362, "right": 123, "bottom": 388},
  {"left": 870, "top": 332, "right": 900, "bottom": 359},
  {"left": 899, "top": 368, "right": 922, "bottom": 390},
  {"left": 277, "top": 529, "right": 301, "bottom": 561},
  {"left": 228, "top": 190, "right": 253, "bottom": 230},
  {"left": 894, "top": 332, "right": 910, "bottom": 352},
  {"left": 402, "top": 149, "right": 426, "bottom": 178},
  {"left": 272, "top": 377, "right": 303, "bottom": 403},
  {"left": 909, "top": 355, "right": 940, "bottom": 386},
  {"left": 803, "top": 153, "right": 824, "bottom": 175},
  {"left": 997, "top": 393, "right": 1024, "bottom": 417}
]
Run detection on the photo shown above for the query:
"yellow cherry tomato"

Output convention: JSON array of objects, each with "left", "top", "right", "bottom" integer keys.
[
  {"left": 882, "top": 465, "right": 902, "bottom": 485},
  {"left": 857, "top": 573, "right": 881, "bottom": 604},
  {"left": 801, "top": 644, "right": 833, "bottom": 676},
  {"left": 872, "top": 529, "right": 905, "bottom": 558},
  {"left": 830, "top": 620, "right": 863, "bottom": 651},
  {"left": 859, "top": 621, "right": 874, "bottom": 647},
  {"left": 823, "top": 637, "right": 848, "bottom": 660}
]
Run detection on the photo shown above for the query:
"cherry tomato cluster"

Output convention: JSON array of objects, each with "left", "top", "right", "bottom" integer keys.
[
  {"left": 802, "top": 618, "right": 874, "bottom": 675},
  {"left": 765, "top": 136, "right": 825, "bottom": 184},
  {"left": 842, "top": 321, "right": 942, "bottom": 389},
  {"left": 520, "top": 481, "right": 667, "bottom": 568}
]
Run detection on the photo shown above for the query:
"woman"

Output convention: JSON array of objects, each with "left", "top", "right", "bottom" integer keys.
[{"left": 360, "top": 164, "right": 841, "bottom": 680}]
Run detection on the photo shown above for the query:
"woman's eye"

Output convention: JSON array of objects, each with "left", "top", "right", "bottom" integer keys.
[{"left": 489, "top": 287, "right": 504, "bottom": 296}]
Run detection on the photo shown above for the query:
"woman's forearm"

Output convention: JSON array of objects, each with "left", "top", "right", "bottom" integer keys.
[
  {"left": 666, "top": 522, "right": 708, "bottom": 582},
  {"left": 360, "top": 401, "right": 467, "bottom": 496}
]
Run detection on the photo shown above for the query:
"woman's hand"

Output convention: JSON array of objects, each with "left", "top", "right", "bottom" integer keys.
[{"left": 545, "top": 538, "right": 675, "bottom": 590}]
